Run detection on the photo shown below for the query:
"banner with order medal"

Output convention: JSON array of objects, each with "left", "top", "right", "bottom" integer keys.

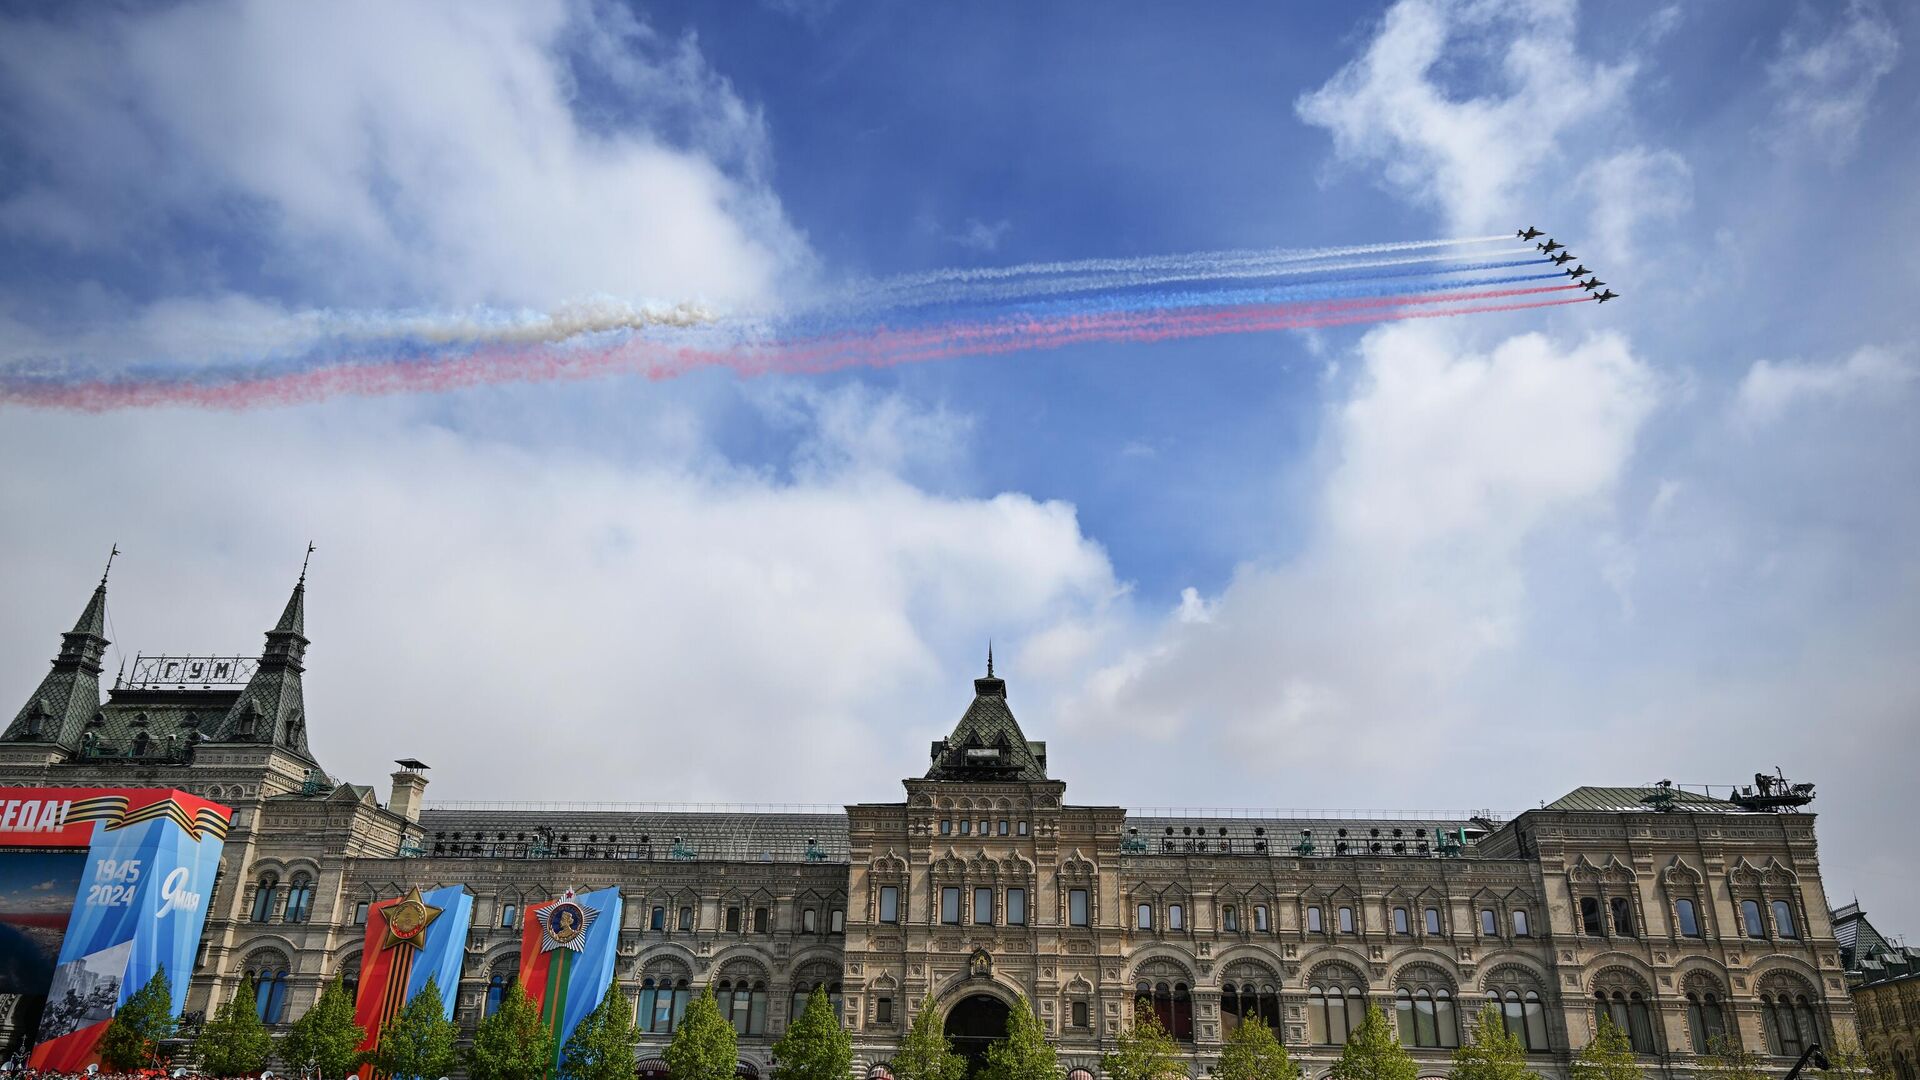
[
  {"left": 517, "top": 886, "right": 622, "bottom": 1069},
  {"left": 352, "top": 884, "right": 472, "bottom": 1079}
]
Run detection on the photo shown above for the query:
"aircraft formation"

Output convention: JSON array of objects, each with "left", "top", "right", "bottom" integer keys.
[{"left": 1516, "top": 227, "right": 1616, "bottom": 302}]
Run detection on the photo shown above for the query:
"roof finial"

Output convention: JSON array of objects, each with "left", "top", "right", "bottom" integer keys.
[
  {"left": 986, "top": 640, "right": 994, "bottom": 678},
  {"left": 101, "top": 543, "right": 119, "bottom": 588},
  {"left": 299, "top": 541, "right": 315, "bottom": 584}
]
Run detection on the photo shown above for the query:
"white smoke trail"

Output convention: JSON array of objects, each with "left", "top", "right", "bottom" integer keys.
[{"left": 320, "top": 298, "right": 718, "bottom": 346}]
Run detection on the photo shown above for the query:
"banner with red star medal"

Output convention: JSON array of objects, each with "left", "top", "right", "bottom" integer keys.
[
  {"left": 518, "top": 886, "right": 621, "bottom": 1069},
  {"left": 352, "top": 884, "right": 472, "bottom": 1079}
]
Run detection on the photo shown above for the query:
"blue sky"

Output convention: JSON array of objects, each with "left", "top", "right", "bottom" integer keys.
[{"left": 2, "top": 2, "right": 1917, "bottom": 929}]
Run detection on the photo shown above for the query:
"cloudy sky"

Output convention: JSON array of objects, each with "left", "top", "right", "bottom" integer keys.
[{"left": 2, "top": 2, "right": 1917, "bottom": 928}]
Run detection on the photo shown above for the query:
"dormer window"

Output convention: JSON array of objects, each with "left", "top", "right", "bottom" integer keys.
[
  {"left": 131, "top": 712, "right": 150, "bottom": 728},
  {"left": 88, "top": 713, "right": 105, "bottom": 728}
]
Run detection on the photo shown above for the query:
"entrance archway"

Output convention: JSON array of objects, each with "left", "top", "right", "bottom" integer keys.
[{"left": 943, "top": 994, "right": 1011, "bottom": 1077}]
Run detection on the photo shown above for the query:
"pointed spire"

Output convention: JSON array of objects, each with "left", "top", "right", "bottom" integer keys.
[{"left": 986, "top": 641, "right": 994, "bottom": 679}]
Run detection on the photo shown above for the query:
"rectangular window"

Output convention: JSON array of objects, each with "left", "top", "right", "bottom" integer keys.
[
  {"left": 1512, "top": 910, "right": 1530, "bottom": 936},
  {"left": 1676, "top": 898, "right": 1700, "bottom": 937},
  {"left": 755, "top": 906, "right": 770, "bottom": 934},
  {"left": 1069, "top": 889, "right": 1089, "bottom": 927},
  {"left": 1481, "top": 909, "right": 1498, "bottom": 935},
  {"left": 880, "top": 886, "right": 900, "bottom": 923},
  {"left": 1307, "top": 906, "right": 1323, "bottom": 932},
  {"left": 1018, "top": 821, "right": 1029, "bottom": 836},
  {"left": 1007, "top": 888, "right": 1026, "bottom": 925},
  {"left": 1394, "top": 907, "right": 1409, "bottom": 934},
  {"left": 978, "top": 819, "right": 990, "bottom": 836},
  {"left": 1742, "top": 899, "right": 1765, "bottom": 938},
  {"left": 1138, "top": 903, "right": 1153, "bottom": 929},
  {"left": 1339, "top": 906, "right": 1354, "bottom": 933},
  {"left": 502, "top": 904, "right": 519, "bottom": 929},
  {"left": 679, "top": 906, "right": 694, "bottom": 930},
  {"left": 1425, "top": 907, "right": 1442, "bottom": 933},
  {"left": 726, "top": 906, "right": 741, "bottom": 932},
  {"left": 940, "top": 819, "right": 951, "bottom": 835},
  {"left": 802, "top": 908, "right": 817, "bottom": 933},
  {"left": 998, "top": 820, "right": 1009, "bottom": 835},
  {"left": 1254, "top": 904, "right": 1268, "bottom": 931},
  {"left": 1224, "top": 905, "right": 1238, "bottom": 931},
  {"left": 876, "top": 997, "right": 894, "bottom": 1025},
  {"left": 942, "top": 887, "right": 961, "bottom": 925},
  {"left": 650, "top": 906, "right": 665, "bottom": 931},
  {"left": 354, "top": 901, "right": 369, "bottom": 925},
  {"left": 830, "top": 909, "right": 844, "bottom": 933},
  {"left": 974, "top": 887, "right": 994, "bottom": 925},
  {"left": 1169, "top": 904, "right": 1185, "bottom": 930},
  {"left": 1072, "top": 1001, "right": 1089, "bottom": 1028},
  {"left": 960, "top": 820, "right": 972, "bottom": 836},
  {"left": 1773, "top": 900, "right": 1798, "bottom": 939}
]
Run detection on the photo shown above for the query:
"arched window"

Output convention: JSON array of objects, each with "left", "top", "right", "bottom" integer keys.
[
  {"left": 1339, "top": 906, "right": 1355, "bottom": 933},
  {"left": 1610, "top": 897, "right": 1635, "bottom": 937},
  {"left": 1686, "top": 990, "right": 1729, "bottom": 1053},
  {"left": 1306, "top": 906, "right": 1323, "bottom": 933},
  {"left": 1393, "top": 907, "right": 1409, "bottom": 934},
  {"left": 639, "top": 974, "right": 693, "bottom": 1033},
  {"left": 485, "top": 971, "right": 514, "bottom": 1017},
  {"left": 245, "top": 961, "right": 290, "bottom": 1024},
  {"left": 340, "top": 959, "right": 360, "bottom": 1004},
  {"left": 1675, "top": 898, "right": 1701, "bottom": 938},
  {"left": 1424, "top": 907, "right": 1441, "bottom": 934},
  {"left": 790, "top": 971, "right": 842, "bottom": 1025},
  {"left": 1134, "top": 980, "right": 1193, "bottom": 1041},
  {"left": 1137, "top": 903, "right": 1153, "bottom": 929},
  {"left": 1395, "top": 970, "right": 1459, "bottom": 1048},
  {"left": 1593, "top": 990, "right": 1656, "bottom": 1054},
  {"left": 1580, "top": 897, "right": 1604, "bottom": 936},
  {"left": 1220, "top": 976, "right": 1282, "bottom": 1038},
  {"left": 1772, "top": 901, "right": 1798, "bottom": 939},
  {"left": 1168, "top": 904, "right": 1184, "bottom": 931},
  {"left": 1496, "top": 990, "right": 1549, "bottom": 1051},
  {"left": 1512, "top": 910, "right": 1530, "bottom": 936},
  {"left": 715, "top": 978, "right": 767, "bottom": 1035},
  {"left": 1742, "top": 900, "right": 1766, "bottom": 938},
  {"left": 501, "top": 903, "right": 518, "bottom": 928},
  {"left": 1254, "top": 904, "right": 1269, "bottom": 931},
  {"left": 1307, "top": 968, "right": 1368, "bottom": 1046},
  {"left": 285, "top": 873, "right": 314, "bottom": 923},
  {"left": 1223, "top": 905, "right": 1237, "bottom": 931},
  {"left": 249, "top": 875, "right": 278, "bottom": 922},
  {"left": 1759, "top": 979, "right": 1822, "bottom": 1058}
]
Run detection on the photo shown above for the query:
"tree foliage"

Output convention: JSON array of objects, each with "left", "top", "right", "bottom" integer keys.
[
  {"left": 981, "top": 996, "right": 1055, "bottom": 1080},
  {"left": 772, "top": 986, "right": 852, "bottom": 1080},
  {"left": 1329, "top": 1005, "right": 1416, "bottom": 1080},
  {"left": 1217, "top": 1017, "right": 1299, "bottom": 1080},
  {"left": 1569, "top": 1014, "right": 1640, "bottom": 1080},
  {"left": 890, "top": 996, "right": 966, "bottom": 1080},
  {"left": 282, "top": 975, "right": 367, "bottom": 1080},
  {"left": 1815, "top": 1039, "right": 1886, "bottom": 1080},
  {"left": 465, "top": 981, "right": 556, "bottom": 1080},
  {"left": 363, "top": 976, "right": 458, "bottom": 1080},
  {"left": 1101, "top": 1010, "right": 1182, "bottom": 1080},
  {"left": 100, "top": 966, "right": 177, "bottom": 1071},
  {"left": 194, "top": 977, "right": 275, "bottom": 1077},
  {"left": 1450, "top": 1005, "right": 1537, "bottom": 1080},
  {"left": 665, "top": 987, "right": 737, "bottom": 1080},
  {"left": 563, "top": 983, "right": 641, "bottom": 1080}
]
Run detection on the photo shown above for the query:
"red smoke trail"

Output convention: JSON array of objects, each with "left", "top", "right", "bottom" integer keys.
[{"left": 3, "top": 286, "right": 1589, "bottom": 411}]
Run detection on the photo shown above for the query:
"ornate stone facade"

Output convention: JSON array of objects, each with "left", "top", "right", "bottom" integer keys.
[{"left": 0, "top": 576, "right": 1861, "bottom": 1078}]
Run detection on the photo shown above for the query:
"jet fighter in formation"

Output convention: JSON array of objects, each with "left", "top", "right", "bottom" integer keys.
[{"left": 1518, "top": 228, "right": 1620, "bottom": 305}]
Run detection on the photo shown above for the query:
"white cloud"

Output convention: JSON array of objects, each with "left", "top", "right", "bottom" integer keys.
[
  {"left": 1767, "top": 0, "right": 1901, "bottom": 165},
  {"left": 1056, "top": 322, "right": 1658, "bottom": 768},
  {"left": 0, "top": 388, "right": 1118, "bottom": 803},
  {"left": 1295, "top": 0, "right": 1635, "bottom": 234},
  {"left": 1735, "top": 346, "right": 1915, "bottom": 426},
  {"left": 1580, "top": 148, "right": 1693, "bottom": 269},
  {"left": 0, "top": 0, "right": 809, "bottom": 328}
]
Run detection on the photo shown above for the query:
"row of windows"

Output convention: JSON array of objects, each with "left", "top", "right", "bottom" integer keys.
[
  {"left": 631, "top": 977, "right": 842, "bottom": 1034},
  {"left": 1583, "top": 896, "right": 1798, "bottom": 940},
  {"left": 939, "top": 886, "right": 1028, "bottom": 925},
  {"left": 937, "top": 818, "right": 1030, "bottom": 837},
  {"left": 248, "top": 875, "right": 315, "bottom": 923},
  {"left": 1301, "top": 905, "right": 1528, "bottom": 938}
]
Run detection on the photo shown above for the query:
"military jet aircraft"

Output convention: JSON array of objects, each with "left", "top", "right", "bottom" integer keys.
[
  {"left": 1550, "top": 252, "right": 1575, "bottom": 265},
  {"left": 1579, "top": 278, "right": 1605, "bottom": 292},
  {"left": 1536, "top": 239, "right": 1564, "bottom": 254},
  {"left": 1563, "top": 265, "right": 1589, "bottom": 278},
  {"left": 1594, "top": 289, "right": 1619, "bottom": 303},
  {"left": 1517, "top": 226, "right": 1543, "bottom": 240}
]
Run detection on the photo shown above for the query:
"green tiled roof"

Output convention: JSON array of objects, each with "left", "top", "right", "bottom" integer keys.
[
  {"left": 1544, "top": 786, "right": 1745, "bottom": 813},
  {"left": 926, "top": 670, "right": 1048, "bottom": 782}
]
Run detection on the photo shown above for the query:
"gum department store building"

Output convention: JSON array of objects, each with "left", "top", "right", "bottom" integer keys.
[{"left": 0, "top": 573, "right": 1861, "bottom": 1077}]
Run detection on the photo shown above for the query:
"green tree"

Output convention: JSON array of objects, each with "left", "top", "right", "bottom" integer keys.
[
  {"left": 981, "top": 996, "right": 1055, "bottom": 1080},
  {"left": 563, "top": 983, "right": 641, "bottom": 1080},
  {"left": 465, "top": 981, "right": 556, "bottom": 1080},
  {"left": 1450, "top": 1005, "right": 1537, "bottom": 1080},
  {"left": 772, "top": 986, "right": 852, "bottom": 1080},
  {"left": 1569, "top": 1014, "right": 1640, "bottom": 1080},
  {"left": 664, "top": 987, "right": 737, "bottom": 1080},
  {"left": 1696, "top": 1036, "right": 1769, "bottom": 1080},
  {"left": 283, "top": 975, "right": 368, "bottom": 1080},
  {"left": 363, "top": 975, "right": 458, "bottom": 1080},
  {"left": 1101, "top": 1010, "right": 1182, "bottom": 1080},
  {"left": 1815, "top": 1039, "right": 1886, "bottom": 1080},
  {"left": 194, "top": 978, "right": 275, "bottom": 1077},
  {"left": 1217, "top": 1017, "right": 1298, "bottom": 1080},
  {"left": 1329, "top": 1006, "right": 1416, "bottom": 1080},
  {"left": 890, "top": 997, "right": 966, "bottom": 1080},
  {"left": 100, "top": 966, "right": 177, "bottom": 1070}
]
